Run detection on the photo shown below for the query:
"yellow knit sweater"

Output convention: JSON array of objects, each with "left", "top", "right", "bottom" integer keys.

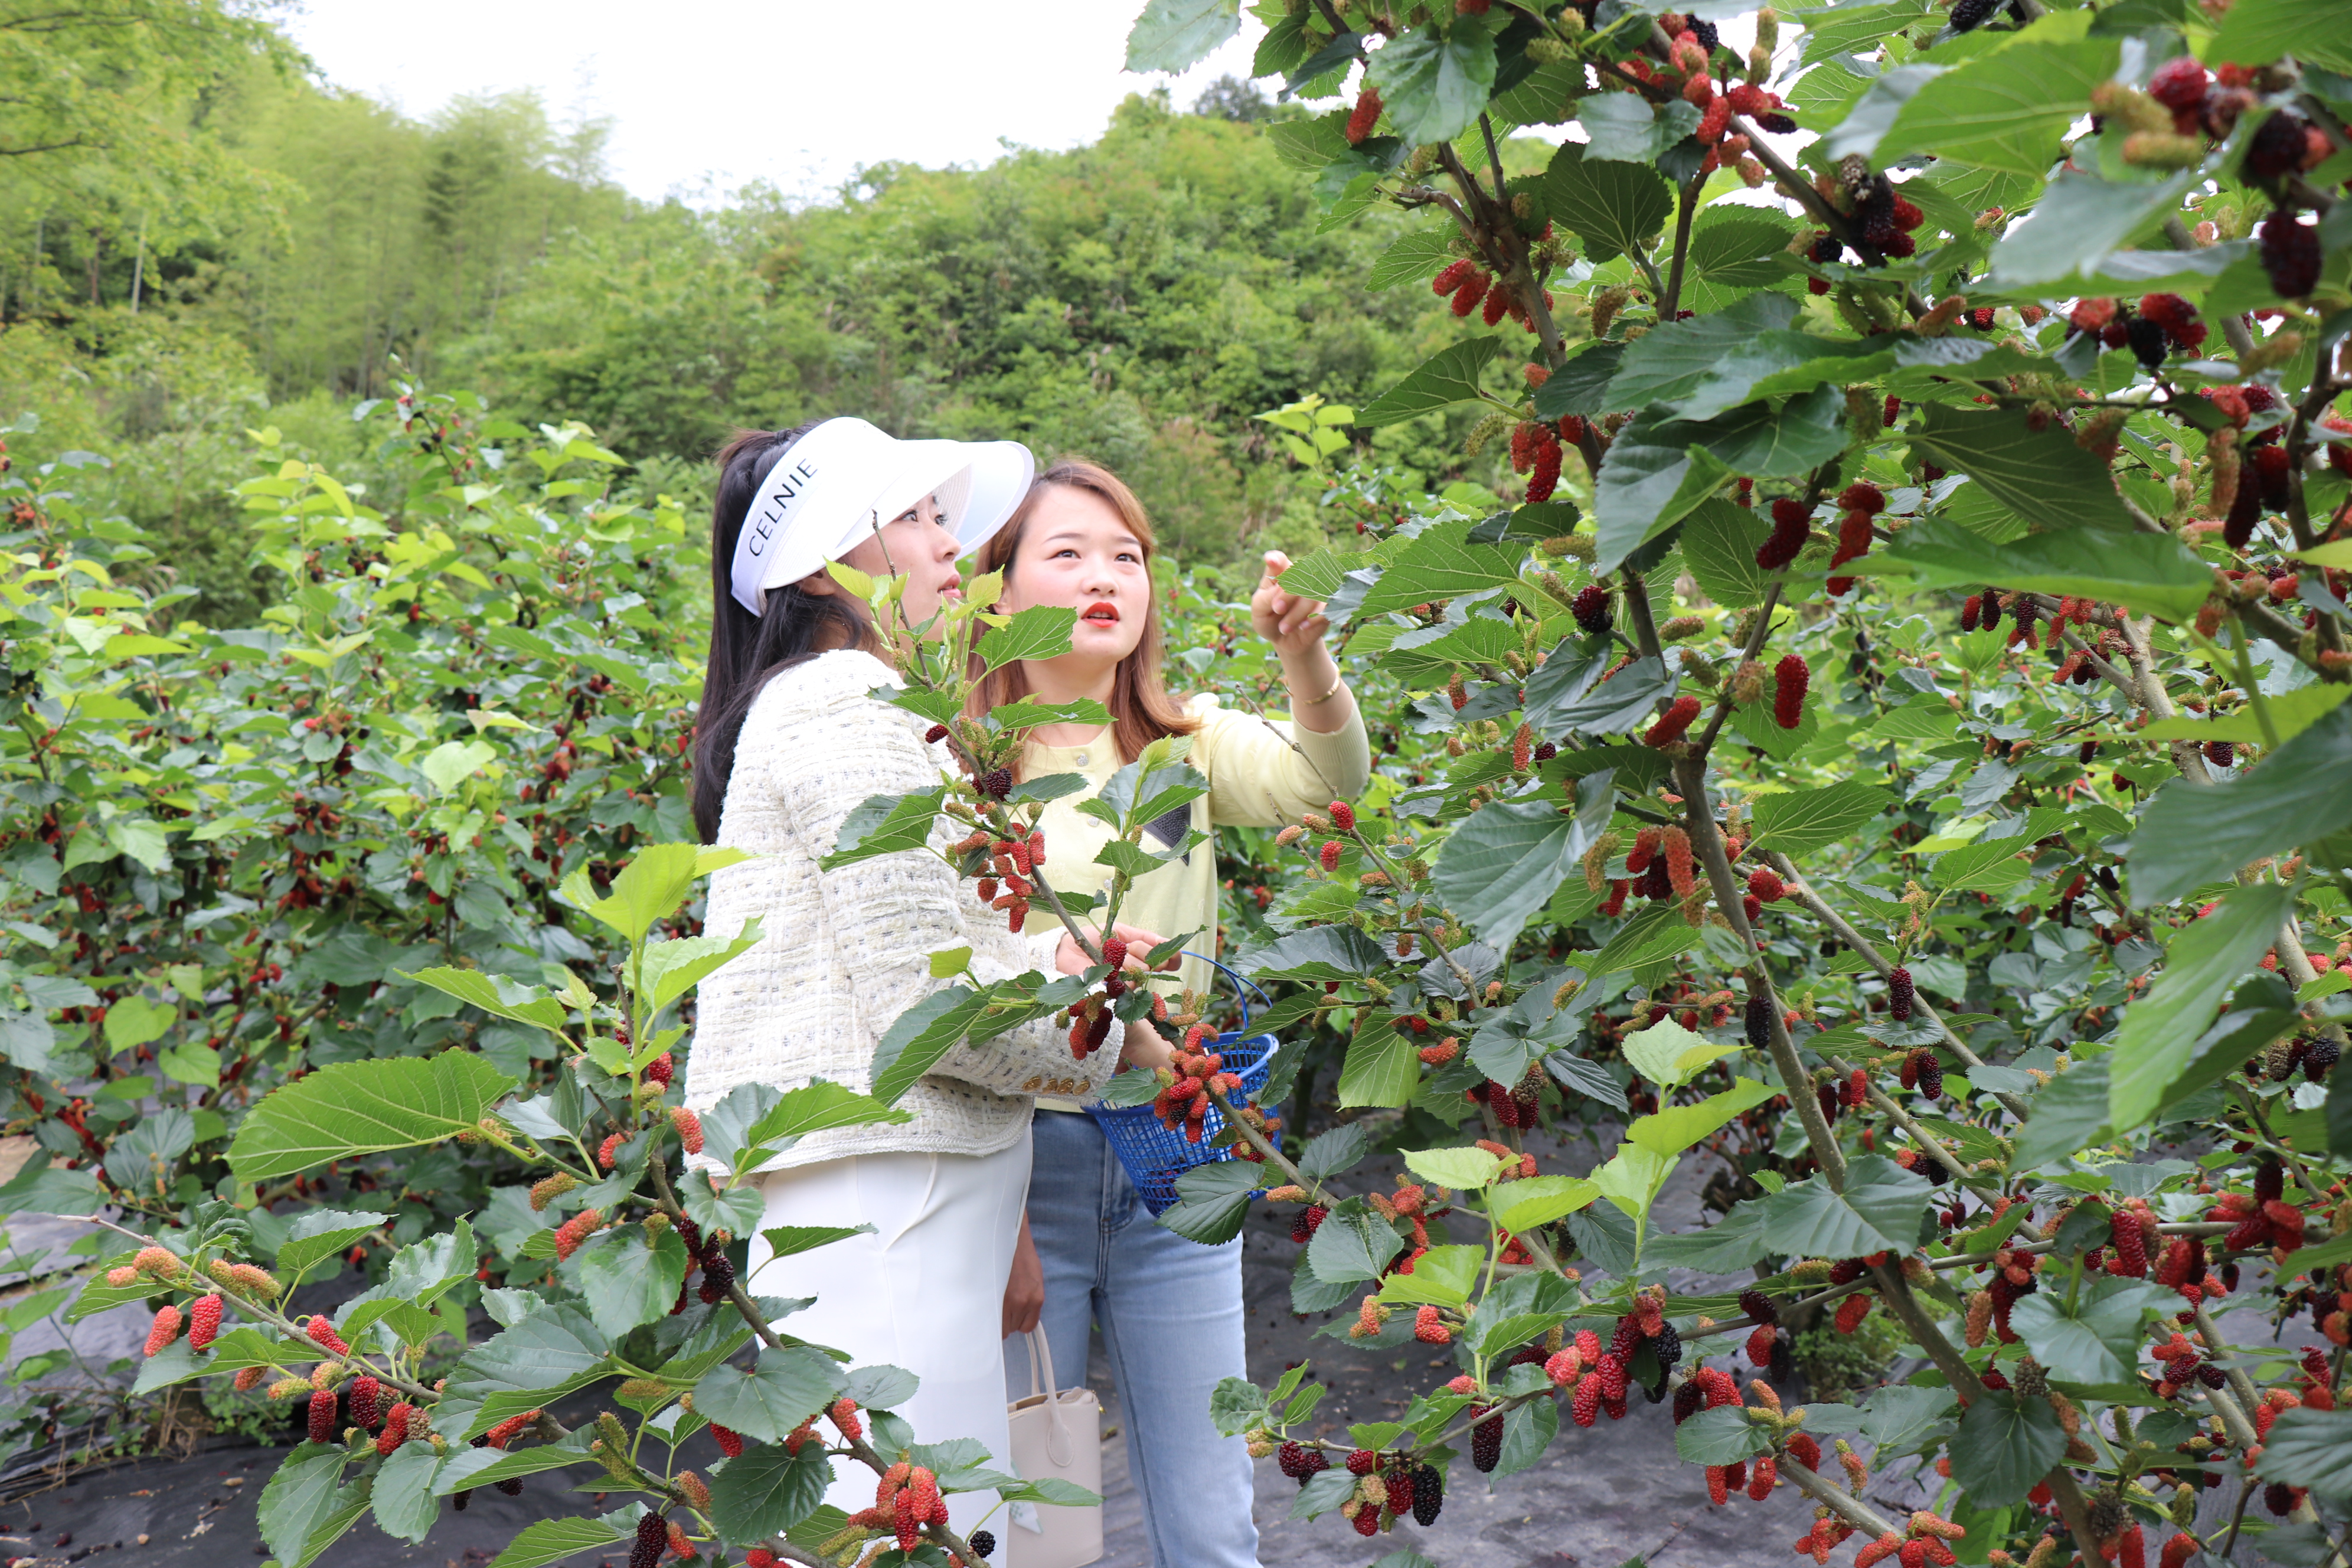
[{"left": 1021, "top": 693, "right": 1371, "bottom": 1105}]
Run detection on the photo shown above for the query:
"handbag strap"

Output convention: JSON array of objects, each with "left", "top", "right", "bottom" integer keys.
[{"left": 1023, "top": 1330, "right": 1078, "bottom": 1468}]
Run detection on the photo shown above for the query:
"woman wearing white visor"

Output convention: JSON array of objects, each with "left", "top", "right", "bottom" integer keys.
[{"left": 682, "top": 417, "right": 1167, "bottom": 1536}]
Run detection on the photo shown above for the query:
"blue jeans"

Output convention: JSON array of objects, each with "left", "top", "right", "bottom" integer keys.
[{"left": 1008, "top": 1110, "right": 1261, "bottom": 1568}]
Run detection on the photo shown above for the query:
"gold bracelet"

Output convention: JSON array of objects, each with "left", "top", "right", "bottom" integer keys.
[{"left": 1290, "top": 671, "right": 1346, "bottom": 707}]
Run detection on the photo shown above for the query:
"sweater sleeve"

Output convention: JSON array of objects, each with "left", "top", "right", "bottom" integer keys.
[
  {"left": 776, "top": 686, "right": 1069, "bottom": 1086},
  {"left": 1192, "top": 697, "right": 1374, "bottom": 829}
]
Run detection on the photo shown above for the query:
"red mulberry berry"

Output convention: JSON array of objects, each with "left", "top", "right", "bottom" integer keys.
[
  {"left": 2139, "top": 292, "right": 2203, "bottom": 348},
  {"left": 306, "top": 1389, "right": 337, "bottom": 1445},
  {"left": 348, "top": 1375, "right": 382, "bottom": 1430},
  {"left": 1350, "top": 1505, "right": 1380, "bottom": 1536},
  {"left": 1747, "top": 1322, "right": 1778, "bottom": 1366},
  {"left": 1482, "top": 285, "right": 1513, "bottom": 327},
  {"left": 923, "top": 723, "right": 949, "bottom": 743},
  {"left": 1451, "top": 273, "right": 1489, "bottom": 317},
  {"left": 1319, "top": 840, "right": 1342, "bottom": 871},
  {"left": 2204, "top": 739, "right": 2235, "bottom": 768},
  {"left": 1291, "top": 1204, "right": 1328, "bottom": 1243},
  {"left": 1748, "top": 1455, "right": 1777, "bottom": 1500},
  {"left": 1835, "top": 1293, "right": 1872, "bottom": 1334},
  {"left": 1772, "top": 655, "right": 1808, "bottom": 730},
  {"left": 1572, "top": 584, "right": 1610, "bottom": 636},
  {"left": 1384, "top": 1467, "right": 1416, "bottom": 1515},
  {"left": 2246, "top": 110, "right": 2309, "bottom": 178},
  {"left": 306, "top": 1315, "right": 351, "bottom": 1357},
  {"left": 1415, "top": 1305, "right": 1452, "bottom": 1344},
  {"left": 2112, "top": 1208, "right": 2151, "bottom": 1275},
  {"left": 1747, "top": 867, "right": 1784, "bottom": 902},
  {"left": 2148, "top": 56, "right": 2207, "bottom": 113},
  {"left": 485, "top": 1409, "right": 539, "bottom": 1448},
  {"left": 1757, "top": 498, "right": 1809, "bottom": 570},
  {"left": 1329, "top": 800, "right": 1356, "bottom": 832},
  {"left": 554, "top": 1208, "right": 603, "bottom": 1262},
  {"left": 1471, "top": 1414, "right": 1504, "bottom": 1472},
  {"left": 629, "top": 1512, "right": 668, "bottom": 1568},
  {"left": 1844, "top": 1070, "right": 1867, "bottom": 1109},
  {"left": 1527, "top": 436, "right": 1562, "bottom": 503},
  {"left": 377, "top": 1402, "right": 413, "bottom": 1456},
  {"left": 2224, "top": 471, "right": 2263, "bottom": 550},
  {"left": 1830, "top": 509, "right": 1875, "bottom": 569},
  {"left": 1643, "top": 695, "right": 1701, "bottom": 748},
  {"left": 1887, "top": 965, "right": 1915, "bottom": 1021},
  {"left": 1345, "top": 87, "right": 1382, "bottom": 144},
  {"left": 188, "top": 1293, "right": 223, "bottom": 1351},
  {"left": 645, "top": 1052, "right": 675, "bottom": 1086},
  {"left": 670, "top": 1107, "right": 704, "bottom": 1155},
  {"left": 2259, "top": 208, "right": 2321, "bottom": 298},
  {"left": 598, "top": 1132, "right": 624, "bottom": 1170},
  {"left": 1433, "top": 259, "right": 1474, "bottom": 296},
  {"left": 1837, "top": 481, "right": 1884, "bottom": 515},
  {"left": 829, "top": 1396, "right": 863, "bottom": 1442},
  {"left": 711, "top": 1423, "right": 744, "bottom": 1458},
  {"left": 1346, "top": 1448, "right": 1380, "bottom": 1475},
  {"left": 145, "top": 1304, "right": 183, "bottom": 1357}
]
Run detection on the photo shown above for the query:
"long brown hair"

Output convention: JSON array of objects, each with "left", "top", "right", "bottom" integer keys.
[{"left": 967, "top": 459, "right": 1198, "bottom": 769}]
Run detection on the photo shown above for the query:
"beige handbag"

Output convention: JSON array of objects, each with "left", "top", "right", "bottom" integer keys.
[{"left": 1003, "top": 1329, "right": 1103, "bottom": 1568}]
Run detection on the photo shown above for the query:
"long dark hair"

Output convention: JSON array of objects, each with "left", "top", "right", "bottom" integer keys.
[{"left": 692, "top": 424, "right": 878, "bottom": 843}]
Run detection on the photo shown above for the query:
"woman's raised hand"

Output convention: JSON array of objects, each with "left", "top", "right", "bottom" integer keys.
[{"left": 1249, "top": 550, "right": 1329, "bottom": 656}]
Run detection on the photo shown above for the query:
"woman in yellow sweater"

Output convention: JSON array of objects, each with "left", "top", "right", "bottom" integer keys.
[{"left": 970, "top": 460, "right": 1370, "bottom": 1567}]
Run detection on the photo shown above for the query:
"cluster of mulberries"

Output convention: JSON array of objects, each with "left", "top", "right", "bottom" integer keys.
[
  {"left": 1469, "top": 1067, "right": 1547, "bottom": 1130},
  {"left": 1799, "top": 166, "right": 1924, "bottom": 292},
  {"left": 1897, "top": 1047, "right": 1944, "bottom": 1100},
  {"left": 958, "top": 827, "right": 1047, "bottom": 936},
  {"left": 1507, "top": 419, "right": 1576, "bottom": 503},
  {"left": 2067, "top": 294, "right": 2207, "bottom": 369},
  {"left": 2213, "top": 1159, "right": 2311, "bottom": 1253},
  {"left": 1152, "top": 1037, "right": 1243, "bottom": 1143}
]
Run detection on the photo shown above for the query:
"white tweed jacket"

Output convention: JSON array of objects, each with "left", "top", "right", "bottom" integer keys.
[{"left": 682, "top": 649, "right": 1109, "bottom": 1172}]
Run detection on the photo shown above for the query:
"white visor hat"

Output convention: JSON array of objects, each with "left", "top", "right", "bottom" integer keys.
[{"left": 729, "top": 417, "right": 1036, "bottom": 616}]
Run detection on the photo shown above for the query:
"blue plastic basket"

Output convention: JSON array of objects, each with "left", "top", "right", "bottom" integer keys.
[{"left": 1087, "top": 955, "right": 1280, "bottom": 1217}]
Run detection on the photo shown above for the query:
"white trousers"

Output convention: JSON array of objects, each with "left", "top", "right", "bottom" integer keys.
[{"left": 749, "top": 1138, "right": 1031, "bottom": 1537}]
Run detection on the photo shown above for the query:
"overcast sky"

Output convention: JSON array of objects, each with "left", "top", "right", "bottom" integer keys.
[{"left": 285, "top": 1, "right": 1275, "bottom": 202}]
